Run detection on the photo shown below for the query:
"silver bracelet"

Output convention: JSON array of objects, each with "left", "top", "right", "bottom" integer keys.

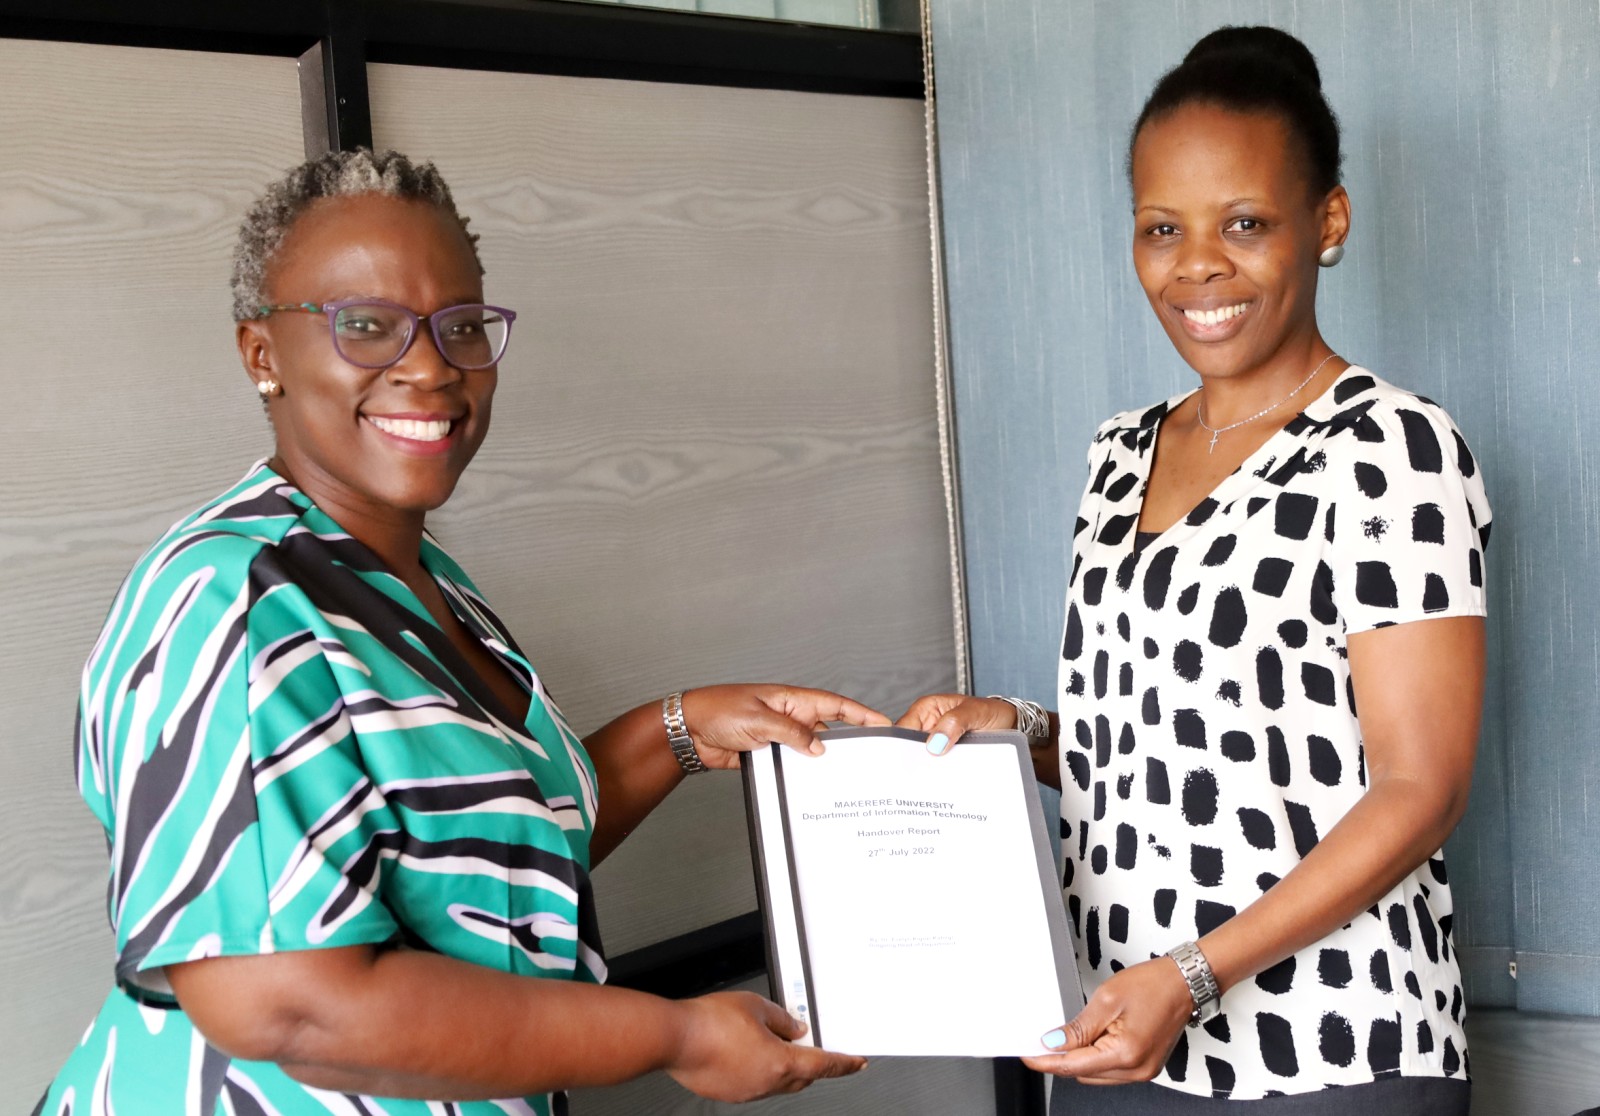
[
  {"left": 1166, "top": 941, "right": 1222, "bottom": 1026},
  {"left": 986, "top": 695, "right": 1050, "bottom": 740},
  {"left": 662, "top": 691, "right": 707, "bottom": 774}
]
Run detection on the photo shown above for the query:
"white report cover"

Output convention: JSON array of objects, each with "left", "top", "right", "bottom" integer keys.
[{"left": 741, "top": 727, "right": 1084, "bottom": 1057}]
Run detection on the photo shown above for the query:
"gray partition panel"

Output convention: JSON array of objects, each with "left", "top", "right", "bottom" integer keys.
[
  {"left": 0, "top": 37, "right": 304, "bottom": 1100},
  {"left": 1465, "top": 1010, "right": 1600, "bottom": 1116},
  {"left": 0, "top": 37, "right": 972, "bottom": 1107},
  {"left": 367, "top": 64, "right": 959, "bottom": 955}
]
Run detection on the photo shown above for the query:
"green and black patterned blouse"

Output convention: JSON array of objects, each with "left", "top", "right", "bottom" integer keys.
[{"left": 39, "top": 461, "right": 604, "bottom": 1115}]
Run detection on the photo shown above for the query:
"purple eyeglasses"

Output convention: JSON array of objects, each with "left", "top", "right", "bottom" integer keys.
[{"left": 254, "top": 297, "right": 518, "bottom": 370}]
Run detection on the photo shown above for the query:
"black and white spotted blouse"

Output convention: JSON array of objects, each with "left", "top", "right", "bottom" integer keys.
[{"left": 1057, "top": 368, "right": 1490, "bottom": 1100}]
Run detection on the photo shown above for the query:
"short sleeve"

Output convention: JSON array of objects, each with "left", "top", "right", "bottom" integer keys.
[
  {"left": 1071, "top": 412, "right": 1142, "bottom": 580},
  {"left": 81, "top": 535, "right": 399, "bottom": 1002},
  {"left": 1327, "top": 400, "right": 1492, "bottom": 635}
]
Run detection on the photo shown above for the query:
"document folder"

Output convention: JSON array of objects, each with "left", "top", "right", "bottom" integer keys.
[{"left": 741, "top": 726, "right": 1084, "bottom": 1057}]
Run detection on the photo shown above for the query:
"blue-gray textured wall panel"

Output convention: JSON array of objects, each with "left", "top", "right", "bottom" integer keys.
[{"left": 930, "top": 0, "right": 1598, "bottom": 1014}]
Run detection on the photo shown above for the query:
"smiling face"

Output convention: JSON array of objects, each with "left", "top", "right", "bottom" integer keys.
[
  {"left": 1129, "top": 103, "right": 1348, "bottom": 382},
  {"left": 238, "top": 194, "right": 495, "bottom": 529}
]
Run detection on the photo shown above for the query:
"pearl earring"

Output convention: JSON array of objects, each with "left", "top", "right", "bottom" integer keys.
[
  {"left": 256, "top": 379, "right": 281, "bottom": 397},
  {"left": 1318, "top": 244, "right": 1345, "bottom": 268}
]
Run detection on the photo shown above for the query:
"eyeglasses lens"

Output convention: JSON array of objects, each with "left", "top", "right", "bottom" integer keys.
[
  {"left": 333, "top": 304, "right": 415, "bottom": 368},
  {"left": 433, "top": 305, "right": 509, "bottom": 370},
  {"left": 331, "top": 303, "right": 509, "bottom": 369}
]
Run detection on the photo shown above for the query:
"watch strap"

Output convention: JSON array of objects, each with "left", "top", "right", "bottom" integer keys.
[
  {"left": 1167, "top": 940, "right": 1222, "bottom": 1026},
  {"left": 662, "top": 691, "right": 706, "bottom": 774}
]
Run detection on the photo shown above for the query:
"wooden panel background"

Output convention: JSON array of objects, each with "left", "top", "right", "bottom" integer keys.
[
  {"left": 367, "top": 64, "right": 959, "bottom": 955},
  {"left": 1, "top": 36, "right": 969, "bottom": 1108},
  {"left": 0, "top": 37, "right": 305, "bottom": 1101}
]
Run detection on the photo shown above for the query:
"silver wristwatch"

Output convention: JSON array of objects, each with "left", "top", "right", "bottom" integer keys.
[
  {"left": 662, "top": 691, "right": 706, "bottom": 774},
  {"left": 1166, "top": 940, "right": 1222, "bottom": 1026}
]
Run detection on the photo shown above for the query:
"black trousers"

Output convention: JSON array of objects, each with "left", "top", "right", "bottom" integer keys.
[{"left": 1049, "top": 1075, "right": 1470, "bottom": 1115}]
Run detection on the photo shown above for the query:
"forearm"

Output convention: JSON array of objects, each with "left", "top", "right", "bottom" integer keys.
[
  {"left": 585, "top": 699, "right": 685, "bottom": 865},
  {"left": 184, "top": 948, "right": 687, "bottom": 1100},
  {"left": 1027, "top": 620, "right": 1483, "bottom": 1084},
  {"left": 1198, "top": 775, "right": 1466, "bottom": 995},
  {"left": 585, "top": 684, "right": 887, "bottom": 865},
  {"left": 1200, "top": 618, "right": 1483, "bottom": 994}
]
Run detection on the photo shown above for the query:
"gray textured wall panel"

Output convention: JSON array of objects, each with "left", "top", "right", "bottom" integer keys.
[
  {"left": 1484, "top": 0, "right": 1600, "bottom": 979},
  {"left": 1466, "top": 1009, "right": 1600, "bottom": 1116},
  {"left": 370, "top": 62, "right": 978, "bottom": 1116},
  {"left": 0, "top": 37, "right": 305, "bottom": 1102},
  {"left": 930, "top": 0, "right": 1599, "bottom": 1013},
  {"left": 368, "top": 65, "right": 958, "bottom": 960}
]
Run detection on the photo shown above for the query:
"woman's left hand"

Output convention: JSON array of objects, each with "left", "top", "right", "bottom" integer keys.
[
  {"left": 679, "top": 684, "right": 890, "bottom": 770},
  {"left": 1022, "top": 957, "right": 1196, "bottom": 1084}
]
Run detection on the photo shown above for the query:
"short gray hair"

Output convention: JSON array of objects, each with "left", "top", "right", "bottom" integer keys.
[{"left": 230, "top": 148, "right": 483, "bottom": 321}]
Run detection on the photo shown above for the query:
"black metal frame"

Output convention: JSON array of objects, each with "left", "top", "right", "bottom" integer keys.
[
  {"left": 0, "top": 0, "right": 922, "bottom": 101},
  {"left": 994, "top": 1058, "right": 1048, "bottom": 1116},
  {"left": 0, "top": 3, "right": 1042, "bottom": 1109},
  {"left": 606, "top": 912, "right": 768, "bottom": 998}
]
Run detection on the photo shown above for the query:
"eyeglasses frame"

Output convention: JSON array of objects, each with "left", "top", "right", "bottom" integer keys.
[{"left": 253, "top": 297, "right": 518, "bottom": 371}]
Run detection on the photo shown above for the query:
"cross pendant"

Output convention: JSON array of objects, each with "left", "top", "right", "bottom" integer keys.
[{"left": 1207, "top": 430, "right": 1220, "bottom": 454}]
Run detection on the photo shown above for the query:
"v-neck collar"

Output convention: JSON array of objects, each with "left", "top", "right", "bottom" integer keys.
[
  {"left": 258, "top": 460, "right": 536, "bottom": 733},
  {"left": 1123, "top": 365, "right": 1368, "bottom": 553}
]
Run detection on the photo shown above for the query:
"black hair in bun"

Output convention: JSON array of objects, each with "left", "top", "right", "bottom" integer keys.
[{"left": 1130, "top": 25, "right": 1342, "bottom": 196}]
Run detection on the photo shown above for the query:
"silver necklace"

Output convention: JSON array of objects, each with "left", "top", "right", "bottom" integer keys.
[{"left": 1196, "top": 353, "right": 1339, "bottom": 453}]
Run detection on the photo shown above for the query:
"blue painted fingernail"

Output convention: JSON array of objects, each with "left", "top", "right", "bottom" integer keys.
[
  {"left": 927, "top": 732, "right": 950, "bottom": 755},
  {"left": 1041, "top": 1028, "right": 1067, "bottom": 1049}
]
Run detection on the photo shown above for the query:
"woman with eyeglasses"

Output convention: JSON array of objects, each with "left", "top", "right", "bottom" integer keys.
[
  {"left": 900, "top": 26, "right": 1486, "bottom": 1115},
  {"left": 36, "top": 149, "right": 876, "bottom": 1115}
]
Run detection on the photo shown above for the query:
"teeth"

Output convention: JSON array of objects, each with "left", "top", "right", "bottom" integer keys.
[
  {"left": 368, "top": 416, "right": 452, "bottom": 442},
  {"left": 1184, "top": 303, "right": 1249, "bottom": 325}
]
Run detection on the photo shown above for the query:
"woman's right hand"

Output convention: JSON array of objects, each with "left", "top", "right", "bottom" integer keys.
[
  {"left": 896, "top": 693, "right": 1018, "bottom": 755},
  {"left": 667, "top": 991, "right": 866, "bottom": 1101}
]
